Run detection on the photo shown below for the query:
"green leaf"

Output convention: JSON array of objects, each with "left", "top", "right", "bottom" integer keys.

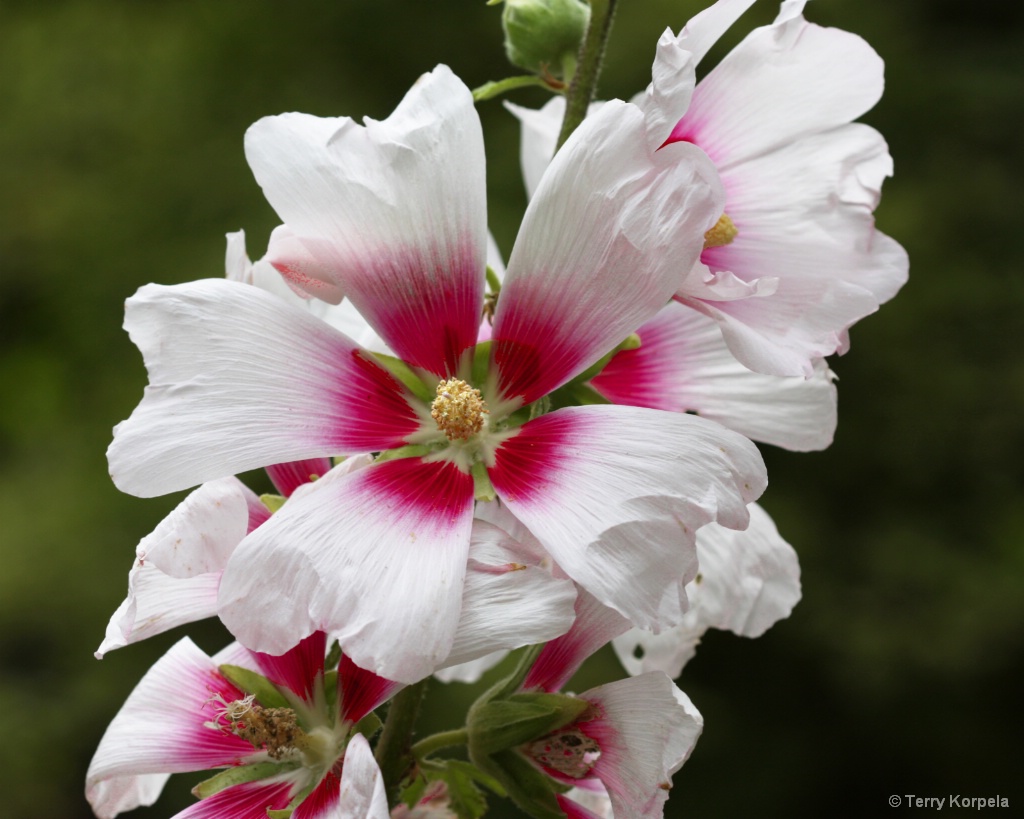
[
  {"left": 438, "top": 761, "right": 489, "bottom": 819},
  {"left": 447, "top": 759, "right": 507, "bottom": 797}
]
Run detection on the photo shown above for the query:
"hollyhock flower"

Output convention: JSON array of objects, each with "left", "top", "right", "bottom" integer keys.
[
  {"left": 107, "top": 64, "right": 767, "bottom": 682},
  {"left": 87, "top": 632, "right": 395, "bottom": 819},
  {"left": 96, "top": 457, "right": 577, "bottom": 671},
  {"left": 510, "top": 0, "right": 908, "bottom": 379},
  {"left": 612, "top": 502, "right": 801, "bottom": 678}
]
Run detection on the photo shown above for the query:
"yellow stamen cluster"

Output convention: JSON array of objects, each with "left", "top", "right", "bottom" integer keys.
[
  {"left": 703, "top": 212, "right": 738, "bottom": 249},
  {"left": 218, "top": 696, "right": 302, "bottom": 760},
  {"left": 431, "top": 378, "right": 488, "bottom": 441}
]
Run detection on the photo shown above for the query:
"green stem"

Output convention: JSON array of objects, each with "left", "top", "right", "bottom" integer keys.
[
  {"left": 374, "top": 680, "right": 427, "bottom": 806},
  {"left": 411, "top": 727, "right": 470, "bottom": 760},
  {"left": 556, "top": 0, "right": 617, "bottom": 149},
  {"left": 473, "top": 74, "right": 551, "bottom": 102}
]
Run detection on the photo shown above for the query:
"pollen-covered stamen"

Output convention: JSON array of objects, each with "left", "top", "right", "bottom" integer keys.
[
  {"left": 703, "top": 212, "right": 738, "bottom": 249},
  {"left": 431, "top": 378, "right": 489, "bottom": 441},
  {"left": 213, "top": 695, "right": 303, "bottom": 760},
  {"left": 525, "top": 727, "right": 601, "bottom": 779}
]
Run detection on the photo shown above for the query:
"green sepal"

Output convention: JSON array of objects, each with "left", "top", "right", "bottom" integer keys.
[
  {"left": 370, "top": 351, "right": 436, "bottom": 403},
  {"left": 471, "top": 340, "right": 492, "bottom": 389},
  {"left": 467, "top": 692, "right": 589, "bottom": 756},
  {"left": 354, "top": 710, "right": 384, "bottom": 740},
  {"left": 485, "top": 266, "right": 502, "bottom": 294},
  {"left": 399, "top": 773, "right": 428, "bottom": 809},
  {"left": 324, "top": 640, "right": 342, "bottom": 671},
  {"left": 479, "top": 749, "right": 566, "bottom": 819},
  {"left": 191, "top": 761, "right": 298, "bottom": 798},
  {"left": 323, "top": 669, "right": 338, "bottom": 721},
  {"left": 260, "top": 493, "right": 287, "bottom": 514},
  {"left": 373, "top": 444, "right": 433, "bottom": 464},
  {"left": 447, "top": 759, "right": 507, "bottom": 797},
  {"left": 218, "top": 664, "right": 290, "bottom": 710},
  {"left": 472, "top": 460, "right": 496, "bottom": 502},
  {"left": 266, "top": 810, "right": 293, "bottom": 819}
]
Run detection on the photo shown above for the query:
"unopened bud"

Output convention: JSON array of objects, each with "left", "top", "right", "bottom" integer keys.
[{"left": 502, "top": 0, "right": 590, "bottom": 78}]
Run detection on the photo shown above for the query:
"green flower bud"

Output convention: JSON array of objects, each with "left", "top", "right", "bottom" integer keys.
[{"left": 502, "top": 0, "right": 591, "bottom": 78}]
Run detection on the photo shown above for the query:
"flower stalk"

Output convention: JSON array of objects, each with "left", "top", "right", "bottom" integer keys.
[{"left": 556, "top": 0, "right": 617, "bottom": 149}]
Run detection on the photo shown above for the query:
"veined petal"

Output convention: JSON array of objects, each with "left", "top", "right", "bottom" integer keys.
[
  {"left": 439, "top": 518, "right": 578, "bottom": 672},
  {"left": 266, "top": 458, "right": 335, "bottom": 498},
  {"left": 108, "top": 279, "right": 421, "bottom": 497},
  {"left": 86, "top": 638, "right": 261, "bottom": 818},
  {"left": 339, "top": 654, "right": 403, "bottom": 726},
  {"left": 245, "top": 65, "right": 487, "bottom": 377},
  {"left": 672, "top": 0, "right": 757, "bottom": 66},
  {"left": 707, "top": 123, "right": 908, "bottom": 307},
  {"left": 337, "top": 734, "right": 390, "bottom": 819},
  {"left": 522, "top": 588, "right": 631, "bottom": 694},
  {"left": 173, "top": 777, "right": 300, "bottom": 819},
  {"left": 138, "top": 477, "right": 263, "bottom": 578},
  {"left": 668, "top": 7, "right": 885, "bottom": 167},
  {"left": 251, "top": 631, "right": 327, "bottom": 703},
  {"left": 218, "top": 458, "right": 474, "bottom": 683},
  {"left": 492, "top": 101, "right": 723, "bottom": 406},
  {"left": 556, "top": 793, "right": 609, "bottom": 819},
  {"left": 95, "top": 560, "right": 220, "bottom": 658},
  {"left": 577, "top": 673, "right": 702, "bottom": 818},
  {"left": 613, "top": 502, "right": 801, "bottom": 677},
  {"left": 634, "top": 28, "right": 697, "bottom": 151},
  {"left": 590, "top": 302, "right": 837, "bottom": 451},
  {"left": 264, "top": 224, "right": 346, "bottom": 304},
  {"left": 292, "top": 766, "right": 342, "bottom": 819},
  {"left": 489, "top": 406, "right": 766, "bottom": 630}
]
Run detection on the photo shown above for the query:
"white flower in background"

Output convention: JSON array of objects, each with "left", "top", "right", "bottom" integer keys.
[{"left": 510, "top": 0, "right": 907, "bottom": 383}]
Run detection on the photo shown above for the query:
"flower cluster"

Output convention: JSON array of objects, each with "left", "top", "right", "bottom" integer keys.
[{"left": 88, "top": 1, "right": 904, "bottom": 817}]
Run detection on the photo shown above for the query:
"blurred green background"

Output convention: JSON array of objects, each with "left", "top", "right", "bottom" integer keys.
[{"left": 1, "top": 0, "right": 1021, "bottom": 816}]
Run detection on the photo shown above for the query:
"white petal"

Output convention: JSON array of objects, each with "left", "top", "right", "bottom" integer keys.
[
  {"left": 490, "top": 405, "right": 766, "bottom": 631},
  {"left": 338, "top": 734, "right": 390, "bottom": 819},
  {"left": 492, "top": 101, "right": 724, "bottom": 406},
  {"left": 634, "top": 28, "right": 697, "bottom": 150},
  {"left": 591, "top": 302, "right": 837, "bottom": 451},
  {"left": 433, "top": 650, "right": 508, "bottom": 685},
  {"left": 579, "top": 673, "right": 702, "bottom": 818},
  {"left": 670, "top": 8, "right": 885, "bottom": 167},
  {"left": 613, "top": 503, "right": 801, "bottom": 677},
  {"left": 264, "top": 223, "right": 346, "bottom": 304},
  {"left": 673, "top": 0, "right": 758, "bottom": 66},
  {"left": 439, "top": 519, "right": 578, "bottom": 672},
  {"left": 218, "top": 458, "right": 474, "bottom": 683},
  {"left": 95, "top": 560, "right": 219, "bottom": 658},
  {"left": 108, "top": 279, "right": 422, "bottom": 497},
  {"left": 245, "top": 65, "right": 487, "bottom": 377}
]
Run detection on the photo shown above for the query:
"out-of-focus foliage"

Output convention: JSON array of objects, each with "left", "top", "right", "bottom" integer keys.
[{"left": 0, "top": 1, "right": 1020, "bottom": 817}]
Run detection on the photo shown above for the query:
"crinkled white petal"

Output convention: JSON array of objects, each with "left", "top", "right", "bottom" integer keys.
[
  {"left": 613, "top": 503, "right": 800, "bottom": 677},
  {"left": 245, "top": 65, "right": 487, "bottom": 377},
  {"left": 490, "top": 405, "right": 766, "bottom": 631},
  {"left": 218, "top": 457, "right": 474, "bottom": 683},
  {"left": 108, "top": 279, "right": 421, "bottom": 497},
  {"left": 439, "top": 519, "right": 577, "bottom": 672}
]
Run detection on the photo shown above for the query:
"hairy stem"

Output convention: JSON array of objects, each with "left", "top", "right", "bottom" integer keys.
[
  {"left": 556, "top": 0, "right": 618, "bottom": 149},
  {"left": 374, "top": 680, "right": 427, "bottom": 805}
]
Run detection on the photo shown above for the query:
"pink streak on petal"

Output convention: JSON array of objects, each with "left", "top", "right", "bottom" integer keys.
[
  {"left": 556, "top": 794, "right": 607, "bottom": 819},
  {"left": 522, "top": 590, "right": 630, "bottom": 694},
  {"left": 488, "top": 414, "right": 575, "bottom": 504},
  {"left": 339, "top": 654, "right": 403, "bottom": 725},
  {"left": 292, "top": 766, "right": 342, "bottom": 819},
  {"left": 340, "top": 238, "right": 483, "bottom": 378},
  {"left": 330, "top": 350, "right": 423, "bottom": 449},
  {"left": 251, "top": 631, "right": 327, "bottom": 703},
  {"left": 265, "top": 458, "right": 334, "bottom": 497},
  {"left": 173, "top": 779, "right": 297, "bottom": 819}
]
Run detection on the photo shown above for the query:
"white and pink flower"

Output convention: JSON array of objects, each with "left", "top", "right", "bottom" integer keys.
[
  {"left": 87, "top": 632, "right": 396, "bottom": 819},
  {"left": 511, "top": 0, "right": 907, "bottom": 386},
  {"left": 107, "top": 64, "right": 767, "bottom": 683}
]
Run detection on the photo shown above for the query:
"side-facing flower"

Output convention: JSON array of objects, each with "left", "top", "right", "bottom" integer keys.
[
  {"left": 510, "top": 0, "right": 907, "bottom": 379},
  {"left": 612, "top": 502, "right": 801, "bottom": 678},
  {"left": 87, "top": 632, "right": 396, "bottom": 819},
  {"left": 107, "top": 64, "right": 766, "bottom": 682}
]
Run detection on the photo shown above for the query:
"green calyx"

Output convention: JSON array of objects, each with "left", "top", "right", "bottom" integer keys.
[
  {"left": 468, "top": 692, "right": 590, "bottom": 756},
  {"left": 192, "top": 760, "right": 299, "bottom": 799},
  {"left": 501, "top": 0, "right": 590, "bottom": 79}
]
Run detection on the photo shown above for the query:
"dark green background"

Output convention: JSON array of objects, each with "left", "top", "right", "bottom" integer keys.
[{"left": 1, "top": 1, "right": 1021, "bottom": 816}]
